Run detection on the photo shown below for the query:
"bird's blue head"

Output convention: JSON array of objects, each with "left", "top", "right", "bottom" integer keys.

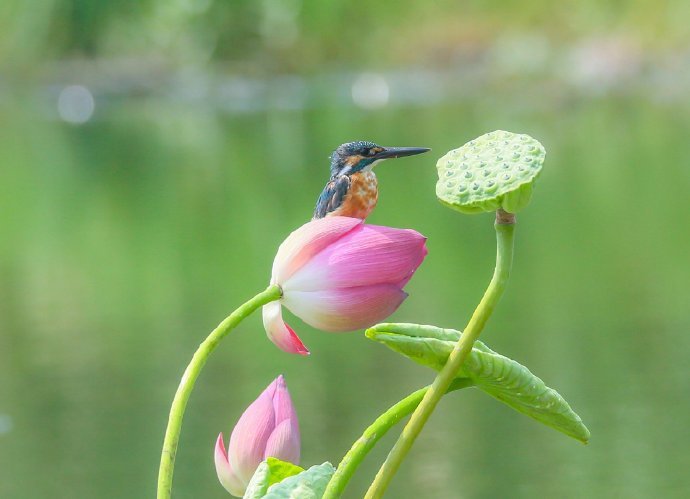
[{"left": 329, "top": 141, "right": 430, "bottom": 177}]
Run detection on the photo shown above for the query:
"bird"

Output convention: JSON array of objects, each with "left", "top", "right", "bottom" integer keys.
[{"left": 312, "top": 141, "right": 430, "bottom": 220}]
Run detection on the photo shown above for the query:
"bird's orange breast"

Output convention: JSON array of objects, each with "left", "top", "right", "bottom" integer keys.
[{"left": 331, "top": 172, "right": 378, "bottom": 220}]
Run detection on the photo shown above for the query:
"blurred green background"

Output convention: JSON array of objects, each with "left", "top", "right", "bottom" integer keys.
[{"left": 1, "top": 1, "right": 689, "bottom": 498}]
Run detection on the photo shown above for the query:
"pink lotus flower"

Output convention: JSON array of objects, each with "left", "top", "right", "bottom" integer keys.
[
  {"left": 263, "top": 216, "right": 428, "bottom": 355},
  {"left": 214, "top": 375, "right": 300, "bottom": 497}
]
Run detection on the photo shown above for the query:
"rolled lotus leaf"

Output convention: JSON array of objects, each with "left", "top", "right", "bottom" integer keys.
[
  {"left": 366, "top": 323, "right": 590, "bottom": 444},
  {"left": 436, "top": 131, "right": 545, "bottom": 214}
]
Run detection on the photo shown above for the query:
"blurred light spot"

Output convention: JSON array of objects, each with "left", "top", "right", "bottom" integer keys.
[
  {"left": 58, "top": 85, "right": 95, "bottom": 124},
  {"left": 0, "top": 414, "right": 12, "bottom": 435},
  {"left": 351, "top": 73, "right": 390, "bottom": 109}
]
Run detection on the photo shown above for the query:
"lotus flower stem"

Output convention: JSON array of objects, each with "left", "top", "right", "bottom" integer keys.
[
  {"left": 157, "top": 284, "right": 282, "bottom": 499},
  {"left": 323, "top": 379, "right": 473, "bottom": 499},
  {"left": 364, "top": 211, "right": 515, "bottom": 498}
]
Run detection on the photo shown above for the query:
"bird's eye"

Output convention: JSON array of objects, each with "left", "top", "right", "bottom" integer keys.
[{"left": 363, "top": 148, "right": 374, "bottom": 157}]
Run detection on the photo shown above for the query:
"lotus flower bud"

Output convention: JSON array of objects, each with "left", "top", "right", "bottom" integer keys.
[{"left": 214, "top": 375, "right": 300, "bottom": 497}]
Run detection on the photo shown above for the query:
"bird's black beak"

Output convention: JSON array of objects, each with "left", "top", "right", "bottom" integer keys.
[{"left": 374, "top": 146, "right": 431, "bottom": 160}]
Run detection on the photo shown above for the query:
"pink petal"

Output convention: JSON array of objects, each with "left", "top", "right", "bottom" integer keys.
[
  {"left": 283, "top": 284, "right": 408, "bottom": 332},
  {"left": 271, "top": 375, "right": 299, "bottom": 425},
  {"left": 264, "top": 419, "right": 301, "bottom": 465},
  {"left": 262, "top": 302, "right": 310, "bottom": 355},
  {"left": 283, "top": 225, "right": 427, "bottom": 292},
  {"left": 267, "top": 376, "right": 300, "bottom": 463},
  {"left": 227, "top": 382, "right": 277, "bottom": 484},
  {"left": 396, "top": 242, "right": 429, "bottom": 288},
  {"left": 214, "top": 433, "right": 247, "bottom": 497},
  {"left": 272, "top": 217, "right": 363, "bottom": 284}
]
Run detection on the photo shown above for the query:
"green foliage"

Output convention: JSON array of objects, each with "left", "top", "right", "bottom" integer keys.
[
  {"left": 262, "top": 463, "right": 336, "bottom": 499},
  {"left": 436, "top": 131, "right": 545, "bottom": 214},
  {"left": 2, "top": 1, "right": 685, "bottom": 67},
  {"left": 244, "top": 458, "right": 304, "bottom": 499},
  {"left": 366, "top": 323, "right": 590, "bottom": 443}
]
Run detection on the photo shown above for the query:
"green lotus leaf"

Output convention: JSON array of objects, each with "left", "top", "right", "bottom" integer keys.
[
  {"left": 436, "top": 131, "right": 545, "bottom": 214},
  {"left": 244, "top": 458, "right": 304, "bottom": 499},
  {"left": 262, "top": 462, "right": 336, "bottom": 499},
  {"left": 366, "top": 323, "right": 590, "bottom": 443}
]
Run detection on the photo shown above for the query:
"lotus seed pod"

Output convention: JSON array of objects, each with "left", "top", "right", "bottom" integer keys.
[{"left": 436, "top": 131, "right": 545, "bottom": 214}]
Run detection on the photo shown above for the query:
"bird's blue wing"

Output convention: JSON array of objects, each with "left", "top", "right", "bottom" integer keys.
[{"left": 312, "top": 175, "right": 351, "bottom": 219}]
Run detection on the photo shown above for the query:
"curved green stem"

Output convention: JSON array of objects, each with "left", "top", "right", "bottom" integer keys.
[
  {"left": 364, "top": 211, "right": 515, "bottom": 498},
  {"left": 157, "top": 285, "right": 282, "bottom": 499},
  {"left": 323, "top": 379, "right": 473, "bottom": 499}
]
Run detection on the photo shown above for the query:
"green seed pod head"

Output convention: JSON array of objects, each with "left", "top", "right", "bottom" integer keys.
[{"left": 436, "top": 130, "right": 545, "bottom": 214}]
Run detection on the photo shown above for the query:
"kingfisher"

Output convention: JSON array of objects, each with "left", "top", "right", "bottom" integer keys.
[{"left": 313, "top": 141, "right": 430, "bottom": 220}]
